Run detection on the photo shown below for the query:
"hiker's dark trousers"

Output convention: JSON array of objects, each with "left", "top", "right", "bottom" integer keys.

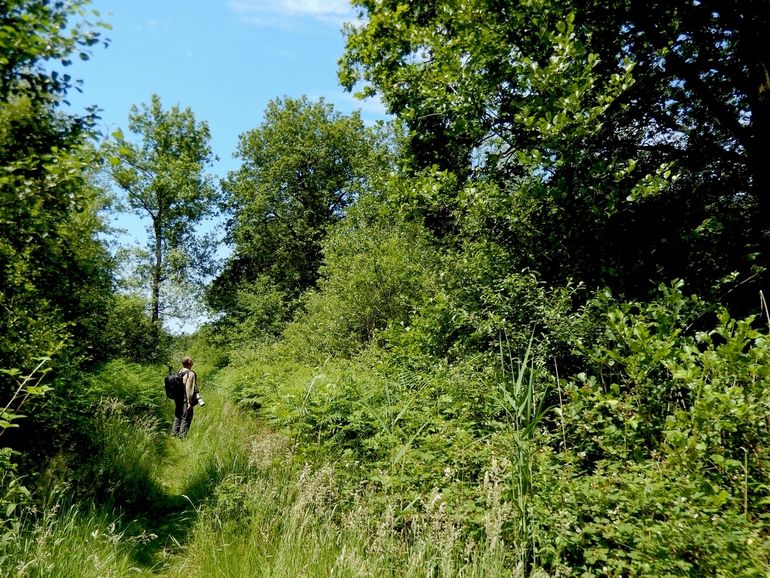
[{"left": 171, "top": 397, "right": 193, "bottom": 437}]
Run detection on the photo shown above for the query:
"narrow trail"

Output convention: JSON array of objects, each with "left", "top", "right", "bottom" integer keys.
[{"left": 127, "top": 387, "right": 261, "bottom": 577}]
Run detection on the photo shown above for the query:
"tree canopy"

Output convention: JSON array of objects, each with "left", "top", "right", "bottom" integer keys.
[
  {"left": 340, "top": 0, "right": 770, "bottom": 302},
  {"left": 1, "top": 0, "right": 112, "bottom": 370},
  {"left": 108, "top": 94, "right": 219, "bottom": 331},
  {"left": 209, "top": 96, "right": 393, "bottom": 318}
]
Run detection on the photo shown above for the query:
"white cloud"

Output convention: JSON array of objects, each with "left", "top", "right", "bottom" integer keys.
[
  {"left": 134, "top": 18, "right": 163, "bottom": 32},
  {"left": 229, "top": 0, "right": 354, "bottom": 29}
]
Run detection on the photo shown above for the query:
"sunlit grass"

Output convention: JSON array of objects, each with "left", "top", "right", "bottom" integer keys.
[
  {"left": 159, "top": 386, "right": 523, "bottom": 577},
  {"left": 1, "top": 498, "right": 156, "bottom": 578},
  {"left": 6, "top": 360, "right": 525, "bottom": 577},
  {"left": 166, "top": 457, "right": 523, "bottom": 578}
]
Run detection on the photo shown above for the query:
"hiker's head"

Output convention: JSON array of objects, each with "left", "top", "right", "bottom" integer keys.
[{"left": 182, "top": 356, "right": 193, "bottom": 368}]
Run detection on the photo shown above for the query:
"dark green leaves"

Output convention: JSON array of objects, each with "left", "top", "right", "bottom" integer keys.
[{"left": 212, "top": 96, "right": 393, "bottom": 324}]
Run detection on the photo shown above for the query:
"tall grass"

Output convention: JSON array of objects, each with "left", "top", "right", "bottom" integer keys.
[
  {"left": 86, "top": 398, "right": 168, "bottom": 507},
  {"left": 0, "top": 492, "right": 156, "bottom": 578},
  {"left": 496, "top": 332, "right": 550, "bottom": 571},
  {"left": 162, "top": 384, "right": 524, "bottom": 578},
  {"left": 169, "top": 456, "right": 524, "bottom": 578},
  {"left": 3, "top": 360, "right": 178, "bottom": 577},
  {"left": 6, "top": 356, "right": 529, "bottom": 577}
]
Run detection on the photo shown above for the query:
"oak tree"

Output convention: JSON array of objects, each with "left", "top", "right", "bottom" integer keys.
[
  {"left": 211, "top": 96, "right": 392, "bottom": 319},
  {"left": 340, "top": 0, "right": 770, "bottom": 301}
]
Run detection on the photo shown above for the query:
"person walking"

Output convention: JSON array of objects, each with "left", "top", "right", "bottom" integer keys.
[{"left": 171, "top": 356, "right": 197, "bottom": 437}]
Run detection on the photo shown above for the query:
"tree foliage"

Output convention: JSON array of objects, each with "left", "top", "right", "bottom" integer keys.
[
  {"left": 108, "top": 94, "right": 220, "bottom": 329},
  {"left": 0, "top": 0, "right": 120, "bottom": 501},
  {"left": 0, "top": 0, "right": 108, "bottom": 104},
  {"left": 281, "top": 192, "right": 439, "bottom": 359},
  {"left": 1, "top": 0, "right": 113, "bottom": 371},
  {"left": 340, "top": 0, "right": 770, "bottom": 301},
  {"left": 210, "top": 96, "right": 394, "bottom": 319}
]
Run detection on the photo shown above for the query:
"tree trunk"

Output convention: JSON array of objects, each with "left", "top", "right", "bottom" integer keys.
[
  {"left": 753, "top": 63, "right": 770, "bottom": 288},
  {"left": 151, "top": 217, "right": 162, "bottom": 324}
]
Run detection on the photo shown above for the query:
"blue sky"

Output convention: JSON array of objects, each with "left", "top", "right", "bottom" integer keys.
[{"left": 66, "top": 0, "right": 385, "bottom": 179}]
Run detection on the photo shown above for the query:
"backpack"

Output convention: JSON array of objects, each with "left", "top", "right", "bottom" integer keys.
[{"left": 164, "top": 367, "right": 185, "bottom": 400}]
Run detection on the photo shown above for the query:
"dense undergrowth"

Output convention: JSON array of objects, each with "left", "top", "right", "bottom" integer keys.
[
  {"left": 3, "top": 0, "right": 770, "bottom": 575},
  {"left": 0, "top": 354, "right": 529, "bottom": 577},
  {"left": 4, "top": 224, "right": 770, "bottom": 577},
  {"left": 2, "top": 277, "right": 770, "bottom": 577},
  {"left": 213, "top": 279, "right": 770, "bottom": 576}
]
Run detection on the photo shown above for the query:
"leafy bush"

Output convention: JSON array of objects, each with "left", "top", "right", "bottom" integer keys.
[
  {"left": 532, "top": 456, "right": 770, "bottom": 576},
  {"left": 84, "top": 359, "right": 166, "bottom": 415},
  {"left": 0, "top": 447, "right": 30, "bottom": 542},
  {"left": 209, "top": 276, "right": 292, "bottom": 348},
  {"left": 100, "top": 294, "right": 171, "bottom": 363},
  {"left": 281, "top": 207, "right": 438, "bottom": 360},
  {"left": 226, "top": 280, "right": 770, "bottom": 576},
  {"left": 173, "top": 327, "right": 232, "bottom": 373},
  {"left": 383, "top": 239, "right": 583, "bottom": 370},
  {"left": 560, "top": 282, "right": 770, "bottom": 477},
  {"left": 529, "top": 282, "right": 770, "bottom": 575}
]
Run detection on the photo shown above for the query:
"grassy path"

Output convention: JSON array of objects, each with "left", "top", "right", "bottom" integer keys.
[
  {"left": 5, "top": 363, "right": 512, "bottom": 577},
  {"left": 126, "top": 387, "right": 266, "bottom": 576},
  {"left": 0, "top": 385, "right": 264, "bottom": 578}
]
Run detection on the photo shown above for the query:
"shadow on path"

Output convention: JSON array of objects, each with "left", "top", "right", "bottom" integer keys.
[
  {"left": 115, "top": 390, "right": 246, "bottom": 575},
  {"left": 106, "top": 438, "right": 207, "bottom": 574}
]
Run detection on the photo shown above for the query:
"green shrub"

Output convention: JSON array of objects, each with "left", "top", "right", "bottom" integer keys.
[
  {"left": 0, "top": 447, "right": 30, "bottom": 542},
  {"left": 100, "top": 294, "right": 170, "bottom": 363},
  {"left": 531, "top": 282, "right": 770, "bottom": 575},
  {"left": 85, "top": 359, "right": 166, "bottom": 415},
  {"left": 281, "top": 211, "right": 438, "bottom": 361},
  {"left": 383, "top": 240, "right": 582, "bottom": 369},
  {"left": 189, "top": 275, "right": 770, "bottom": 576},
  {"left": 206, "top": 276, "right": 292, "bottom": 349},
  {"left": 561, "top": 282, "right": 770, "bottom": 479},
  {"left": 532, "top": 455, "right": 770, "bottom": 576}
]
